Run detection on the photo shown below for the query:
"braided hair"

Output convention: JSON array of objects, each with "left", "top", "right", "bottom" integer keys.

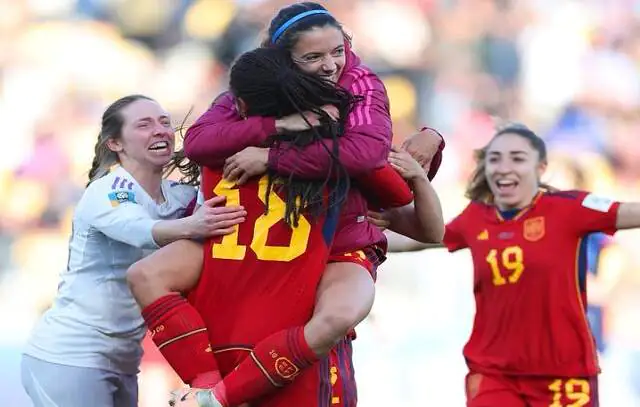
[{"left": 230, "top": 47, "right": 358, "bottom": 226}]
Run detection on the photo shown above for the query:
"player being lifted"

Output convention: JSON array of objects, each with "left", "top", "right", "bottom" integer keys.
[
  {"left": 385, "top": 123, "right": 640, "bottom": 407},
  {"left": 128, "top": 46, "right": 444, "bottom": 407},
  {"left": 179, "top": 5, "right": 445, "bottom": 398}
]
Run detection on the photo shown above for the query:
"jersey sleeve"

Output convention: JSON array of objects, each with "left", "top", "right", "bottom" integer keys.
[
  {"left": 564, "top": 191, "right": 620, "bottom": 236},
  {"left": 79, "top": 181, "right": 161, "bottom": 249},
  {"left": 442, "top": 204, "right": 473, "bottom": 252},
  {"left": 267, "top": 71, "right": 391, "bottom": 178},
  {"left": 356, "top": 164, "right": 413, "bottom": 209},
  {"left": 184, "top": 92, "right": 277, "bottom": 168}
]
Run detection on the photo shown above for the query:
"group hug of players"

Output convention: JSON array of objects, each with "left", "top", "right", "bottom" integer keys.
[{"left": 20, "top": 2, "right": 640, "bottom": 407}]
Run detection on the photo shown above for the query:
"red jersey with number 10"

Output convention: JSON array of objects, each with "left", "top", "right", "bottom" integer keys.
[
  {"left": 187, "top": 167, "right": 339, "bottom": 376},
  {"left": 443, "top": 190, "right": 620, "bottom": 377}
]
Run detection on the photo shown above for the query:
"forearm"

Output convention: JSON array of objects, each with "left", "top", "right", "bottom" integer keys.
[
  {"left": 151, "top": 218, "right": 195, "bottom": 247},
  {"left": 268, "top": 129, "right": 389, "bottom": 178},
  {"left": 185, "top": 117, "right": 274, "bottom": 167},
  {"left": 616, "top": 202, "right": 640, "bottom": 229},
  {"left": 385, "top": 230, "right": 443, "bottom": 253},
  {"left": 184, "top": 94, "right": 276, "bottom": 167},
  {"left": 387, "top": 176, "right": 444, "bottom": 243}
]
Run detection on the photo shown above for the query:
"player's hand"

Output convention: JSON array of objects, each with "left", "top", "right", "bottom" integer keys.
[
  {"left": 388, "top": 146, "right": 427, "bottom": 183},
  {"left": 367, "top": 210, "right": 390, "bottom": 231},
  {"left": 400, "top": 127, "right": 443, "bottom": 171},
  {"left": 274, "top": 105, "right": 338, "bottom": 133},
  {"left": 188, "top": 195, "right": 246, "bottom": 239},
  {"left": 224, "top": 147, "right": 269, "bottom": 185}
]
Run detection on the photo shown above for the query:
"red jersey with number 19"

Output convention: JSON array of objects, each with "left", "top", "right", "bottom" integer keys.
[
  {"left": 187, "top": 167, "right": 339, "bottom": 376},
  {"left": 443, "top": 190, "right": 620, "bottom": 377}
]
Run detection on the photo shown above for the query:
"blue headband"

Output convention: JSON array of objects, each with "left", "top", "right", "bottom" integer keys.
[{"left": 271, "top": 10, "right": 331, "bottom": 44}]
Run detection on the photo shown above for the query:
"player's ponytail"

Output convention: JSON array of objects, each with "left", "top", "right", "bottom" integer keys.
[
  {"left": 87, "top": 95, "right": 153, "bottom": 186},
  {"left": 229, "top": 47, "right": 359, "bottom": 226}
]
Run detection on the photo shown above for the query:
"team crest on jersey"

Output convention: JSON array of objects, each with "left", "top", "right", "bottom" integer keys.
[
  {"left": 523, "top": 216, "right": 545, "bottom": 241},
  {"left": 108, "top": 191, "right": 137, "bottom": 207},
  {"left": 274, "top": 357, "right": 300, "bottom": 379}
]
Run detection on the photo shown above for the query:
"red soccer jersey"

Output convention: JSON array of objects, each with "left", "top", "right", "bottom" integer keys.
[
  {"left": 443, "top": 190, "right": 620, "bottom": 377},
  {"left": 187, "top": 167, "right": 339, "bottom": 376}
]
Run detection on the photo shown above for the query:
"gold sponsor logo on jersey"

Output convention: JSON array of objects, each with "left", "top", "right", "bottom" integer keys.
[
  {"left": 523, "top": 217, "right": 545, "bottom": 241},
  {"left": 477, "top": 229, "right": 489, "bottom": 240}
]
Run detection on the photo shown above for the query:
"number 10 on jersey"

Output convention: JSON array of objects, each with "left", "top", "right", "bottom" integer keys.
[{"left": 211, "top": 176, "right": 311, "bottom": 262}]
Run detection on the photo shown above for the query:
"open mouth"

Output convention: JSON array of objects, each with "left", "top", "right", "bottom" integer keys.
[
  {"left": 320, "top": 73, "right": 338, "bottom": 82},
  {"left": 495, "top": 179, "right": 518, "bottom": 194},
  {"left": 148, "top": 141, "right": 171, "bottom": 153}
]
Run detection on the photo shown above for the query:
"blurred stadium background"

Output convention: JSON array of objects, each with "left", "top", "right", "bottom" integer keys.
[{"left": 1, "top": 0, "right": 639, "bottom": 405}]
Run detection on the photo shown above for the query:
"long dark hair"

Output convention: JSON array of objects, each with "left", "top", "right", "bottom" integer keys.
[
  {"left": 230, "top": 47, "right": 358, "bottom": 226},
  {"left": 466, "top": 123, "right": 555, "bottom": 203}
]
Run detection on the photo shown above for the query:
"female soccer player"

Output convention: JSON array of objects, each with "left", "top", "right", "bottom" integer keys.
[
  {"left": 385, "top": 123, "right": 640, "bottom": 406},
  {"left": 128, "top": 46, "right": 444, "bottom": 407},
  {"left": 20, "top": 95, "right": 246, "bottom": 407},
  {"left": 184, "top": 0, "right": 443, "bottom": 375}
]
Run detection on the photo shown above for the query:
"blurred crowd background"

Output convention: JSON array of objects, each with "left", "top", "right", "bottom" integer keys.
[{"left": 1, "top": 0, "right": 639, "bottom": 405}]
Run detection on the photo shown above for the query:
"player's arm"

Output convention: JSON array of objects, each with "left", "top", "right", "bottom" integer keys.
[
  {"left": 369, "top": 148, "right": 443, "bottom": 244},
  {"left": 357, "top": 164, "right": 414, "bottom": 209},
  {"left": 385, "top": 199, "right": 474, "bottom": 252},
  {"left": 564, "top": 191, "right": 623, "bottom": 235},
  {"left": 356, "top": 128, "right": 445, "bottom": 209},
  {"left": 184, "top": 92, "right": 276, "bottom": 168},
  {"left": 615, "top": 202, "right": 640, "bottom": 229},
  {"left": 268, "top": 72, "right": 391, "bottom": 178},
  {"left": 385, "top": 230, "right": 444, "bottom": 252},
  {"left": 80, "top": 183, "right": 245, "bottom": 248},
  {"left": 401, "top": 127, "right": 446, "bottom": 180}
]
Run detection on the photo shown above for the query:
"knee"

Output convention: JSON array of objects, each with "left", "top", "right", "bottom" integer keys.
[
  {"left": 314, "top": 295, "right": 375, "bottom": 339},
  {"left": 126, "top": 258, "right": 157, "bottom": 293}
]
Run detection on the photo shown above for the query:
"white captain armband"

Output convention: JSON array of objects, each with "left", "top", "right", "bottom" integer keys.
[{"left": 582, "top": 193, "right": 614, "bottom": 213}]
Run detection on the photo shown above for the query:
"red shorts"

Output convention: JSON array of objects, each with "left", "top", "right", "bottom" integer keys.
[
  {"left": 328, "top": 245, "right": 385, "bottom": 281},
  {"left": 215, "top": 338, "right": 356, "bottom": 407},
  {"left": 465, "top": 371, "right": 599, "bottom": 407}
]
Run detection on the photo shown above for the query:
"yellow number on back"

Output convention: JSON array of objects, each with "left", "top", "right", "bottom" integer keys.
[
  {"left": 212, "top": 178, "right": 246, "bottom": 260},
  {"left": 486, "top": 246, "right": 524, "bottom": 286},
  {"left": 212, "top": 175, "right": 311, "bottom": 262},
  {"left": 548, "top": 378, "right": 590, "bottom": 407}
]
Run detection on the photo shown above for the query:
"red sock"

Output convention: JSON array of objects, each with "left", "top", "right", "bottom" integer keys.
[
  {"left": 142, "top": 293, "right": 221, "bottom": 388},
  {"left": 212, "top": 326, "right": 318, "bottom": 406}
]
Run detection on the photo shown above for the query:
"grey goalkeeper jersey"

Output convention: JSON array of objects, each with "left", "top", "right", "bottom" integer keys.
[{"left": 24, "top": 166, "right": 196, "bottom": 374}]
